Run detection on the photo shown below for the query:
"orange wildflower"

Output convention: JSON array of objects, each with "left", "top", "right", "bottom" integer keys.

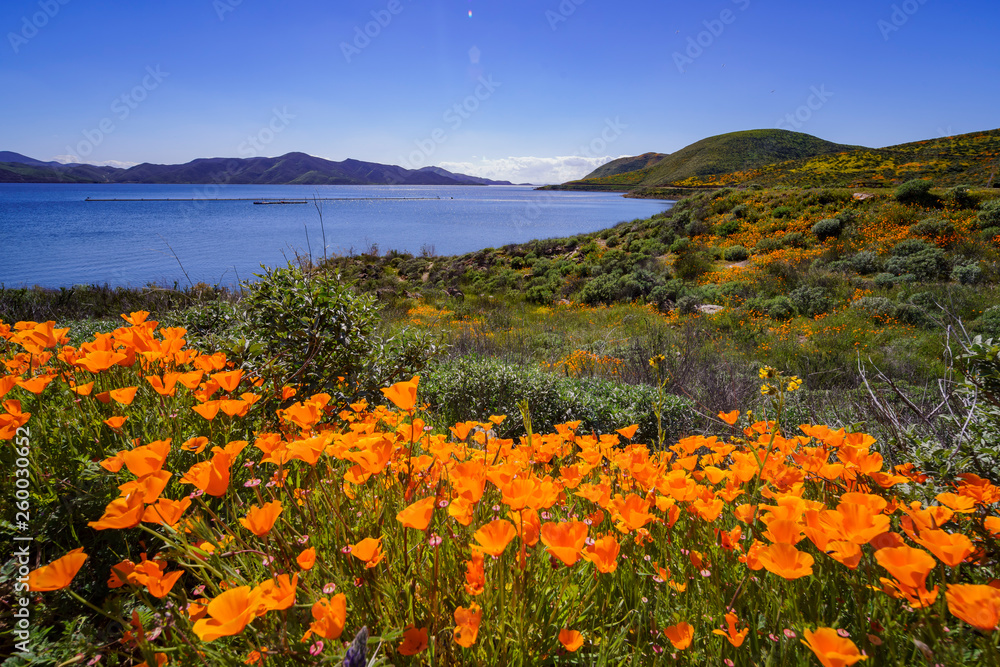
[
  {"left": 396, "top": 496, "right": 435, "bottom": 531},
  {"left": 303, "top": 594, "right": 347, "bottom": 640},
  {"left": 719, "top": 410, "right": 740, "bottom": 425},
  {"left": 582, "top": 534, "right": 621, "bottom": 573},
  {"left": 464, "top": 550, "right": 485, "bottom": 595},
  {"left": 104, "top": 416, "right": 127, "bottom": 429},
  {"left": 141, "top": 497, "right": 192, "bottom": 529},
  {"left": 297, "top": 548, "right": 316, "bottom": 571},
  {"left": 120, "top": 439, "right": 171, "bottom": 477},
  {"left": 398, "top": 625, "right": 428, "bottom": 655},
  {"left": 350, "top": 537, "right": 386, "bottom": 568},
  {"left": 874, "top": 545, "right": 936, "bottom": 590},
  {"left": 192, "top": 586, "right": 262, "bottom": 642},
  {"left": 239, "top": 500, "right": 283, "bottom": 537},
  {"left": 453, "top": 603, "right": 482, "bottom": 648},
  {"left": 712, "top": 612, "right": 749, "bottom": 647},
  {"left": 801, "top": 628, "right": 868, "bottom": 667},
  {"left": 945, "top": 584, "right": 1000, "bottom": 632},
  {"left": 211, "top": 369, "right": 243, "bottom": 393},
  {"left": 558, "top": 628, "right": 585, "bottom": 652},
  {"left": 181, "top": 436, "right": 209, "bottom": 454},
  {"left": 540, "top": 520, "right": 589, "bottom": 566},
  {"left": 27, "top": 548, "right": 87, "bottom": 591},
  {"left": 663, "top": 622, "right": 694, "bottom": 650},
  {"left": 913, "top": 529, "right": 974, "bottom": 567},
  {"left": 88, "top": 492, "right": 144, "bottom": 531},
  {"left": 381, "top": 376, "right": 419, "bottom": 412},
  {"left": 180, "top": 451, "right": 232, "bottom": 496},
  {"left": 758, "top": 543, "right": 814, "bottom": 580},
  {"left": 109, "top": 386, "right": 138, "bottom": 405},
  {"left": 254, "top": 573, "right": 298, "bottom": 613},
  {"left": 473, "top": 519, "right": 518, "bottom": 557}
]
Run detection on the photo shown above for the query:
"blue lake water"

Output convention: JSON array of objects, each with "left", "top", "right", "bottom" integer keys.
[{"left": 0, "top": 184, "right": 672, "bottom": 289}]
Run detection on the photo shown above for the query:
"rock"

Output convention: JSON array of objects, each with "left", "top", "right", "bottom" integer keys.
[
  {"left": 853, "top": 192, "right": 874, "bottom": 201},
  {"left": 696, "top": 304, "right": 725, "bottom": 315}
]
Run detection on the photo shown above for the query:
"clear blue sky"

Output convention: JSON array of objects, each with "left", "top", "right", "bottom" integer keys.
[{"left": 1, "top": 0, "right": 997, "bottom": 183}]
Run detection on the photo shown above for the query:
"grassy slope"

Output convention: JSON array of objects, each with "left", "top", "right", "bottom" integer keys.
[{"left": 582, "top": 152, "right": 670, "bottom": 180}]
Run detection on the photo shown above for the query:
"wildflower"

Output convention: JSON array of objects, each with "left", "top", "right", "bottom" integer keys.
[
  {"left": 297, "top": 548, "right": 316, "bottom": 571},
  {"left": 540, "top": 521, "right": 589, "bottom": 566},
  {"left": 381, "top": 376, "right": 419, "bottom": 412},
  {"left": 27, "top": 548, "right": 87, "bottom": 591},
  {"left": 453, "top": 603, "right": 482, "bottom": 647},
  {"left": 193, "top": 586, "right": 263, "bottom": 642},
  {"left": 88, "top": 493, "right": 144, "bottom": 531},
  {"left": 343, "top": 626, "right": 369, "bottom": 667},
  {"left": 801, "top": 627, "right": 868, "bottom": 667},
  {"left": 945, "top": 584, "right": 1000, "bottom": 632},
  {"left": 349, "top": 537, "right": 385, "bottom": 569},
  {"left": 719, "top": 410, "right": 739, "bottom": 425},
  {"left": 254, "top": 574, "right": 298, "bottom": 613},
  {"left": 663, "top": 622, "right": 694, "bottom": 650},
  {"left": 396, "top": 496, "right": 436, "bottom": 531},
  {"left": 398, "top": 625, "right": 428, "bottom": 655},
  {"left": 559, "top": 628, "right": 585, "bottom": 652},
  {"left": 303, "top": 594, "right": 347, "bottom": 641},
  {"left": 473, "top": 519, "right": 518, "bottom": 557},
  {"left": 239, "top": 501, "right": 283, "bottom": 537},
  {"left": 912, "top": 529, "right": 974, "bottom": 567},
  {"left": 582, "top": 535, "right": 621, "bottom": 573},
  {"left": 713, "top": 612, "right": 749, "bottom": 647}
]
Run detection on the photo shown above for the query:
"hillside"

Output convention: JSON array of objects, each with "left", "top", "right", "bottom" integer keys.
[
  {"left": 550, "top": 130, "right": 861, "bottom": 190},
  {"left": 0, "top": 152, "right": 514, "bottom": 186},
  {"left": 582, "top": 152, "right": 669, "bottom": 180}
]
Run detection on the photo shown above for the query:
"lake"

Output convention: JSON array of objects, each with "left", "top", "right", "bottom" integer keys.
[{"left": 0, "top": 184, "right": 672, "bottom": 289}]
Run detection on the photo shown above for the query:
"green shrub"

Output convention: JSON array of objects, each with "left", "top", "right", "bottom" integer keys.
[
  {"left": 669, "top": 237, "right": 691, "bottom": 254},
  {"left": 873, "top": 273, "right": 899, "bottom": 289},
  {"left": 910, "top": 217, "right": 954, "bottom": 239},
  {"left": 975, "top": 306, "right": 1000, "bottom": 340},
  {"left": 773, "top": 205, "right": 793, "bottom": 219},
  {"left": 852, "top": 296, "right": 897, "bottom": 320},
  {"left": 730, "top": 204, "right": 749, "bottom": 220},
  {"left": 978, "top": 199, "right": 1000, "bottom": 229},
  {"left": 948, "top": 185, "right": 975, "bottom": 209},
  {"left": 764, "top": 296, "right": 794, "bottom": 320},
  {"left": 755, "top": 237, "right": 783, "bottom": 253},
  {"left": 811, "top": 218, "right": 842, "bottom": 241},
  {"left": 952, "top": 262, "right": 983, "bottom": 286},
  {"left": 895, "top": 179, "right": 936, "bottom": 207},
  {"left": 885, "top": 241, "right": 950, "bottom": 281},
  {"left": 673, "top": 251, "right": 714, "bottom": 281},
  {"left": 676, "top": 295, "right": 701, "bottom": 315},
  {"left": 724, "top": 245, "right": 749, "bottom": 262},
  {"left": 717, "top": 218, "right": 742, "bottom": 237},
  {"left": 789, "top": 285, "right": 832, "bottom": 317}
]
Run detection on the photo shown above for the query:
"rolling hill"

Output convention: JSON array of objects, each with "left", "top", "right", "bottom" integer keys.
[{"left": 0, "top": 152, "right": 514, "bottom": 186}]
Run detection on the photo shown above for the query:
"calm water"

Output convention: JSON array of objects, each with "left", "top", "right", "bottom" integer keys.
[{"left": 0, "top": 184, "right": 672, "bottom": 288}]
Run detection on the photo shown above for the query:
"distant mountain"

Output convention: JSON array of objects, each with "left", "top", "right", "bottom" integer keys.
[
  {"left": 581, "top": 152, "right": 669, "bottom": 180},
  {"left": 0, "top": 152, "right": 515, "bottom": 186}
]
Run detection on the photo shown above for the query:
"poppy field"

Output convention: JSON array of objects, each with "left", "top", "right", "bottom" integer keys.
[{"left": 1, "top": 313, "right": 998, "bottom": 666}]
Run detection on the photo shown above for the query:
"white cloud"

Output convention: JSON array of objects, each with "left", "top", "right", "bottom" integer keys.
[
  {"left": 437, "top": 155, "right": 625, "bottom": 185},
  {"left": 51, "top": 155, "right": 138, "bottom": 168}
]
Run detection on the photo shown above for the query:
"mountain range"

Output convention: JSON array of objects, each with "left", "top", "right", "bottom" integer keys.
[
  {"left": 548, "top": 128, "right": 1000, "bottom": 192},
  {"left": 0, "top": 151, "right": 515, "bottom": 186}
]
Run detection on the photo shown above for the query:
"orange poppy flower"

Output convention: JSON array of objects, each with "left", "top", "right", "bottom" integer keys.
[
  {"left": 75, "top": 350, "right": 127, "bottom": 373},
  {"left": 712, "top": 612, "right": 749, "bottom": 647},
  {"left": 88, "top": 492, "right": 144, "bottom": 531},
  {"left": 211, "top": 369, "right": 243, "bottom": 393},
  {"left": 109, "top": 386, "right": 138, "bottom": 405},
  {"left": 464, "top": 550, "right": 485, "bottom": 596},
  {"left": 239, "top": 500, "right": 283, "bottom": 537},
  {"left": 120, "top": 439, "right": 171, "bottom": 477},
  {"left": 945, "top": 583, "right": 1000, "bottom": 632},
  {"left": 297, "top": 547, "right": 316, "bottom": 571},
  {"left": 180, "top": 451, "right": 232, "bottom": 496},
  {"left": 16, "top": 375, "right": 54, "bottom": 395},
  {"left": 181, "top": 436, "right": 209, "bottom": 454},
  {"left": 913, "top": 529, "right": 974, "bottom": 567},
  {"left": 615, "top": 424, "right": 639, "bottom": 440},
  {"left": 27, "top": 548, "right": 87, "bottom": 591},
  {"left": 303, "top": 594, "right": 347, "bottom": 640},
  {"left": 453, "top": 602, "right": 482, "bottom": 648},
  {"left": 130, "top": 561, "right": 183, "bottom": 599},
  {"left": 146, "top": 373, "right": 180, "bottom": 397},
  {"left": 508, "top": 508, "right": 541, "bottom": 547},
  {"left": 718, "top": 410, "right": 740, "bottom": 426},
  {"left": 874, "top": 545, "right": 936, "bottom": 590},
  {"left": 118, "top": 469, "right": 171, "bottom": 504},
  {"left": 350, "top": 537, "right": 386, "bottom": 568},
  {"left": 104, "top": 416, "right": 127, "bottom": 430},
  {"left": 381, "top": 376, "right": 419, "bottom": 412},
  {"left": 540, "top": 521, "right": 589, "bottom": 566},
  {"left": 141, "top": 497, "right": 192, "bottom": 528},
  {"left": 758, "top": 543, "right": 815, "bottom": 580},
  {"left": 396, "top": 496, "right": 435, "bottom": 531},
  {"left": 558, "top": 628, "right": 585, "bottom": 652},
  {"left": 473, "top": 519, "right": 518, "bottom": 558},
  {"left": 582, "top": 535, "right": 620, "bottom": 573},
  {"left": 192, "top": 586, "right": 262, "bottom": 642},
  {"left": 801, "top": 627, "right": 868, "bottom": 667},
  {"left": 69, "top": 381, "right": 94, "bottom": 396},
  {"left": 254, "top": 573, "right": 298, "bottom": 614},
  {"left": 663, "top": 622, "right": 694, "bottom": 650},
  {"left": 826, "top": 540, "right": 863, "bottom": 570},
  {"left": 448, "top": 496, "right": 476, "bottom": 526},
  {"left": 192, "top": 401, "right": 221, "bottom": 421},
  {"left": 398, "top": 625, "right": 428, "bottom": 655}
]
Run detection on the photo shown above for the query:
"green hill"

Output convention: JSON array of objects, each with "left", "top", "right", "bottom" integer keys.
[{"left": 582, "top": 152, "right": 669, "bottom": 180}]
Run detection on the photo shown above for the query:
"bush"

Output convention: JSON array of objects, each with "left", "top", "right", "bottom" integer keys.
[
  {"left": 975, "top": 305, "right": 1000, "bottom": 339},
  {"left": 673, "top": 251, "right": 714, "bottom": 281},
  {"left": 895, "top": 179, "right": 936, "bottom": 207},
  {"left": 717, "top": 219, "right": 742, "bottom": 237},
  {"left": 764, "top": 296, "right": 794, "bottom": 320},
  {"left": 811, "top": 218, "right": 842, "bottom": 241},
  {"left": 884, "top": 243, "right": 950, "bottom": 281},
  {"left": 948, "top": 185, "right": 975, "bottom": 209},
  {"left": 676, "top": 295, "right": 701, "bottom": 315},
  {"left": 978, "top": 199, "right": 1000, "bottom": 229},
  {"left": 952, "top": 262, "right": 983, "bottom": 285},
  {"left": 910, "top": 217, "right": 954, "bottom": 239},
  {"left": 789, "top": 285, "right": 833, "bottom": 317},
  {"left": 755, "top": 237, "right": 783, "bottom": 253},
  {"left": 852, "top": 296, "right": 897, "bottom": 320},
  {"left": 850, "top": 251, "right": 882, "bottom": 275},
  {"left": 773, "top": 205, "right": 793, "bottom": 218},
  {"left": 240, "top": 265, "right": 435, "bottom": 404},
  {"left": 724, "top": 245, "right": 750, "bottom": 262}
]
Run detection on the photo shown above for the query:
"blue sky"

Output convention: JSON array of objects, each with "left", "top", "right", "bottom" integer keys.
[{"left": 1, "top": 0, "right": 997, "bottom": 183}]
